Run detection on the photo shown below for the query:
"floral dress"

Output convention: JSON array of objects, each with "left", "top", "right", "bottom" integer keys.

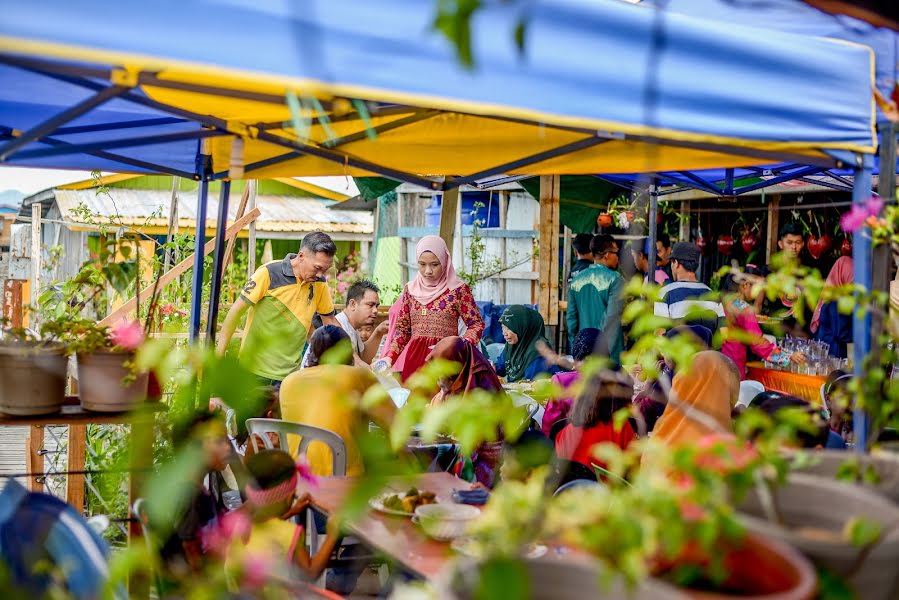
[{"left": 386, "top": 284, "right": 485, "bottom": 381}]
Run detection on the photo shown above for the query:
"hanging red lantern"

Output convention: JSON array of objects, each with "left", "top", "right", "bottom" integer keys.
[
  {"left": 806, "top": 234, "right": 833, "bottom": 260},
  {"left": 717, "top": 235, "right": 735, "bottom": 256},
  {"left": 741, "top": 231, "right": 760, "bottom": 254},
  {"left": 597, "top": 213, "right": 613, "bottom": 228},
  {"left": 841, "top": 238, "right": 853, "bottom": 256}
]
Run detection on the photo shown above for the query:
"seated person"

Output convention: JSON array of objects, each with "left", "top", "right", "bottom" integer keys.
[
  {"left": 543, "top": 328, "right": 604, "bottom": 437},
  {"left": 426, "top": 336, "right": 504, "bottom": 405},
  {"left": 822, "top": 370, "right": 853, "bottom": 445},
  {"left": 747, "top": 391, "right": 844, "bottom": 450},
  {"left": 226, "top": 450, "right": 339, "bottom": 583},
  {"left": 555, "top": 369, "right": 637, "bottom": 469},
  {"left": 495, "top": 305, "right": 562, "bottom": 382},
  {"left": 159, "top": 411, "right": 232, "bottom": 580},
  {"left": 279, "top": 327, "right": 394, "bottom": 476}
]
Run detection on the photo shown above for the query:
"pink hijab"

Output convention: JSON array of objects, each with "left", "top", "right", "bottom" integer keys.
[
  {"left": 810, "top": 256, "right": 854, "bottom": 333},
  {"left": 405, "top": 236, "right": 464, "bottom": 305}
]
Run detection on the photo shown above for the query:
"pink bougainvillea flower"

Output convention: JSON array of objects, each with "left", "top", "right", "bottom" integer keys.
[
  {"left": 679, "top": 500, "right": 707, "bottom": 522},
  {"left": 296, "top": 457, "right": 318, "bottom": 489},
  {"left": 110, "top": 320, "right": 145, "bottom": 350},
  {"left": 202, "top": 510, "right": 251, "bottom": 555},
  {"left": 841, "top": 197, "right": 884, "bottom": 233},
  {"left": 160, "top": 303, "right": 175, "bottom": 316}
]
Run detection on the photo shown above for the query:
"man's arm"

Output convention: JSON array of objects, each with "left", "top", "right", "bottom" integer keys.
[
  {"left": 217, "top": 297, "right": 250, "bottom": 356},
  {"left": 361, "top": 319, "right": 389, "bottom": 364}
]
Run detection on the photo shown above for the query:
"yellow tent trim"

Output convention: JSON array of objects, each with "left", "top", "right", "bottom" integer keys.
[
  {"left": 0, "top": 36, "right": 877, "bottom": 159},
  {"left": 58, "top": 173, "right": 140, "bottom": 190},
  {"left": 272, "top": 178, "right": 350, "bottom": 202}
]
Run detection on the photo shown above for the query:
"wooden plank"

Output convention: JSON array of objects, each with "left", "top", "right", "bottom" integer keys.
[
  {"left": 223, "top": 182, "right": 251, "bottom": 272},
  {"left": 3, "top": 279, "right": 24, "bottom": 328},
  {"left": 0, "top": 402, "right": 166, "bottom": 427},
  {"left": 679, "top": 200, "right": 692, "bottom": 242},
  {"left": 765, "top": 194, "right": 781, "bottom": 263},
  {"left": 499, "top": 192, "right": 508, "bottom": 304},
  {"left": 66, "top": 424, "right": 86, "bottom": 512},
  {"left": 439, "top": 187, "right": 460, "bottom": 251},
  {"left": 247, "top": 180, "right": 257, "bottom": 277},
  {"left": 30, "top": 204, "right": 41, "bottom": 325},
  {"left": 26, "top": 425, "right": 43, "bottom": 492},
  {"left": 398, "top": 226, "right": 537, "bottom": 239},
  {"left": 538, "top": 176, "right": 561, "bottom": 326},
  {"left": 99, "top": 207, "right": 260, "bottom": 326}
]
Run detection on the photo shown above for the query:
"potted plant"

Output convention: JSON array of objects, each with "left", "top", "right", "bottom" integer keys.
[
  {"left": 785, "top": 449, "right": 899, "bottom": 504},
  {"left": 0, "top": 325, "right": 67, "bottom": 415},
  {"left": 42, "top": 318, "right": 149, "bottom": 412}
]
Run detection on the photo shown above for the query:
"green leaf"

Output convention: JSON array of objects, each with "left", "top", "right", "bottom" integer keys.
[
  {"left": 476, "top": 557, "right": 530, "bottom": 600},
  {"left": 843, "top": 516, "right": 882, "bottom": 547}
]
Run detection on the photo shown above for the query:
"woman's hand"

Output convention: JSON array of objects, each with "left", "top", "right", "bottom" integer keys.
[{"left": 790, "top": 351, "right": 807, "bottom": 365}]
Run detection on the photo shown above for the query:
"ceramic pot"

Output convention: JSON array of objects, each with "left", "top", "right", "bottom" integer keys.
[
  {"left": 438, "top": 555, "right": 687, "bottom": 599},
  {"left": 784, "top": 449, "right": 899, "bottom": 504},
  {"left": 739, "top": 473, "right": 899, "bottom": 600},
  {"left": 598, "top": 213, "right": 613, "bottom": 228},
  {"left": 0, "top": 342, "right": 67, "bottom": 415},
  {"left": 77, "top": 351, "right": 149, "bottom": 412}
]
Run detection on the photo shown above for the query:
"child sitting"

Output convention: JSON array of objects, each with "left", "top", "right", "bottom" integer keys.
[
  {"left": 227, "top": 449, "right": 339, "bottom": 583},
  {"left": 555, "top": 369, "right": 636, "bottom": 469}
]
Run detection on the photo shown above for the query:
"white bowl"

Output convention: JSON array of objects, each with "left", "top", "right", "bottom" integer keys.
[{"left": 413, "top": 503, "right": 481, "bottom": 541}]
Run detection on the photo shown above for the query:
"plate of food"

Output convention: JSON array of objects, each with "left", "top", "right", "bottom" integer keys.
[{"left": 369, "top": 487, "right": 438, "bottom": 516}]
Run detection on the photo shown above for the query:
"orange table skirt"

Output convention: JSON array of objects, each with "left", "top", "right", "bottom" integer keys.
[{"left": 745, "top": 362, "right": 825, "bottom": 406}]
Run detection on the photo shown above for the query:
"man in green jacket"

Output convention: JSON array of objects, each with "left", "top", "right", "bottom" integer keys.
[{"left": 567, "top": 234, "right": 624, "bottom": 362}]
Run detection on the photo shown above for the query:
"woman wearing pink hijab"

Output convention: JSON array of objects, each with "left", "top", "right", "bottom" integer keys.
[
  {"left": 812, "top": 256, "right": 854, "bottom": 359},
  {"left": 382, "top": 236, "right": 485, "bottom": 381}
]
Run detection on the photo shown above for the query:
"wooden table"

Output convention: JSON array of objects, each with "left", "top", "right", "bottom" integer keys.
[
  {"left": 297, "top": 472, "right": 471, "bottom": 580},
  {"left": 745, "top": 362, "right": 826, "bottom": 405}
]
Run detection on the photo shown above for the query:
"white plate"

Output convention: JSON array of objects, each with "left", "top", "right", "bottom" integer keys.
[
  {"left": 368, "top": 494, "right": 415, "bottom": 517},
  {"left": 450, "top": 538, "right": 548, "bottom": 559}
]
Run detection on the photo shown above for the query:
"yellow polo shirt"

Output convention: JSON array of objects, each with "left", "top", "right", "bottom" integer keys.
[{"left": 239, "top": 254, "right": 334, "bottom": 380}]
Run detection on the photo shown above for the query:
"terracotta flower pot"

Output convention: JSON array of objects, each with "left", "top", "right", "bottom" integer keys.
[
  {"left": 0, "top": 342, "right": 67, "bottom": 416},
  {"left": 438, "top": 555, "right": 687, "bottom": 599},
  {"left": 676, "top": 534, "right": 817, "bottom": 600},
  {"left": 739, "top": 474, "right": 899, "bottom": 600},
  {"left": 77, "top": 351, "right": 150, "bottom": 412},
  {"left": 784, "top": 449, "right": 899, "bottom": 504},
  {"left": 717, "top": 235, "right": 735, "bottom": 256},
  {"left": 806, "top": 234, "right": 832, "bottom": 259},
  {"left": 598, "top": 213, "right": 613, "bottom": 228}
]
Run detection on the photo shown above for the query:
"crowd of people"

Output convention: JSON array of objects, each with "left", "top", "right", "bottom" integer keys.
[{"left": 175, "top": 225, "right": 865, "bottom": 594}]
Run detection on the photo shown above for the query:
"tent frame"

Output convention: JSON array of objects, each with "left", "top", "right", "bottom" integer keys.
[{"left": 0, "top": 56, "right": 889, "bottom": 453}]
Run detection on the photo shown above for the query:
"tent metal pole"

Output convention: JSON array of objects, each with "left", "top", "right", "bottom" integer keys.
[
  {"left": 189, "top": 144, "right": 212, "bottom": 343},
  {"left": 851, "top": 152, "right": 874, "bottom": 453},
  {"left": 647, "top": 184, "right": 659, "bottom": 283},
  {"left": 206, "top": 180, "right": 231, "bottom": 343}
]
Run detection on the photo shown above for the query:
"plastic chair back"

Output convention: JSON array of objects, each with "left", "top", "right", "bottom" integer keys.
[
  {"left": 246, "top": 418, "right": 348, "bottom": 476},
  {"left": 553, "top": 478, "right": 603, "bottom": 496},
  {"left": 738, "top": 380, "right": 766, "bottom": 408}
]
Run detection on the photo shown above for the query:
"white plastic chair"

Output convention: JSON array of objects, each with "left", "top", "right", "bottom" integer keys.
[
  {"left": 738, "top": 380, "right": 765, "bottom": 408},
  {"left": 245, "top": 418, "right": 348, "bottom": 476}
]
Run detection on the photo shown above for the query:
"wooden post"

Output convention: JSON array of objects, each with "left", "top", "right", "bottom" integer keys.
[
  {"left": 439, "top": 187, "right": 461, "bottom": 252},
  {"left": 30, "top": 203, "right": 41, "bottom": 324},
  {"left": 538, "top": 176, "right": 561, "bottom": 327},
  {"left": 223, "top": 182, "right": 251, "bottom": 272},
  {"left": 499, "top": 191, "right": 508, "bottom": 304},
  {"left": 766, "top": 194, "right": 781, "bottom": 263},
  {"left": 247, "top": 180, "right": 258, "bottom": 278},
  {"left": 26, "top": 425, "right": 44, "bottom": 492},
  {"left": 360, "top": 240, "right": 370, "bottom": 271},
  {"left": 163, "top": 177, "right": 179, "bottom": 272},
  {"left": 66, "top": 424, "right": 86, "bottom": 512},
  {"left": 678, "top": 200, "right": 692, "bottom": 242},
  {"left": 3, "top": 279, "right": 24, "bottom": 327},
  {"left": 398, "top": 192, "right": 408, "bottom": 283}
]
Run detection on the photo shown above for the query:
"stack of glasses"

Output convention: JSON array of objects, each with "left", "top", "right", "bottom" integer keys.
[{"left": 763, "top": 336, "right": 850, "bottom": 375}]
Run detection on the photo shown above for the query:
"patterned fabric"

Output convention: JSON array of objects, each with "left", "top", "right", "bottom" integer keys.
[
  {"left": 386, "top": 285, "right": 484, "bottom": 361},
  {"left": 654, "top": 281, "right": 725, "bottom": 335},
  {"left": 239, "top": 254, "right": 335, "bottom": 380},
  {"left": 722, "top": 299, "right": 792, "bottom": 379}
]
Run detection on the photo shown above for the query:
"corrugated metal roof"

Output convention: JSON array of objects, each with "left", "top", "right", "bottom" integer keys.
[{"left": 53, "top": 189, "right": 373, "bottom": 234}]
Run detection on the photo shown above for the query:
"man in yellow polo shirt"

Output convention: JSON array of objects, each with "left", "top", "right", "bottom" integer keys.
[{"left": 217, "top": 232, "right": 340, "bottom": 386}]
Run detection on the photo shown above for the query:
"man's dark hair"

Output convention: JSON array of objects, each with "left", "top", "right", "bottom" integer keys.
[
  {"left": 300, "top": 231, "right": 337, "bottom": 257},
  {"left": 657, "top": 232, "right": 671, "bottom": 250},
  {"left": 750, "top": 392, "right": 829, "bottom": 448},
  {"left": 778, "top": 222, "right": 805, "bottom": 240},
  {"left": 573, "top": 233, "right": 594, "bottom": 256},
  {"left": 306, "top": 324, "right": 352, "bottom": 367},
  {"left": 346, "top": 279, "right": 380, "bottom": 304},
  {"left": 589, "top": 234, "right": 617, "bottom": 257},
  {"left": 673, "top": 257, "right": 699, "bottom": 273}
]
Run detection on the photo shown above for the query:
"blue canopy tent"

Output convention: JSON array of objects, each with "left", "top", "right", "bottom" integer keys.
[{"left": 0, "top": 0, "right": 880, "bottom": 446}]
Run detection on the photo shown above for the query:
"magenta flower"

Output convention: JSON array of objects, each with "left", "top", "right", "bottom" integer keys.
[
  {"left": 202, "top": 510, "right": 251, "bottom": 555},
  {"left": 110, "top": 320, "right": 145, "bottom": 350},
  {"left": 160, "top": 303, "right": 175, "bottom": 316},
  {"left": 296, "top": 457, "right": 318, "bottom": 489},
  {"left": 841, "top": 197, "right": 884, "bottom": 233}
]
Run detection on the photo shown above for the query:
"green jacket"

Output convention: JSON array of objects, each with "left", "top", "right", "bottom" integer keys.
[{"left": 567, "top": 264, "right": 624, "bottom": 361}]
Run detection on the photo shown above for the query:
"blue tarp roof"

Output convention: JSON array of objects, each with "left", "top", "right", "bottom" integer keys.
[{"left": 0, "top": 0, "right": 877, "bottom": 183}]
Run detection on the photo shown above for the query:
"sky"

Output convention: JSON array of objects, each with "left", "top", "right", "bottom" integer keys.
[{"left": 0, "top": 167, "right": 95, "bottom": 195}]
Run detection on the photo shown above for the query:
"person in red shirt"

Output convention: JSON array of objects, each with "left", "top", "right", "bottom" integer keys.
[{"left": 555, "top": 369, "right": 636, "bottom": 469}]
